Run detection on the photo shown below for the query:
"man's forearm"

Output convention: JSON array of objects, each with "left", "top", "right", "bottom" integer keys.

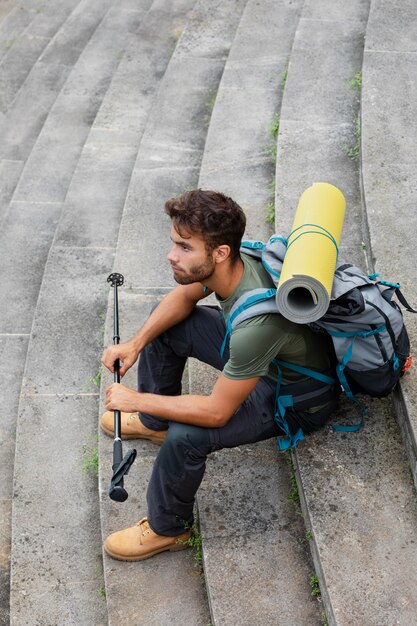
[
  {"left": 105, "top": 383, "right": 226, "bottom": 428},
  {"left": 138, "top": 391, "right": 224, "bottom": 428},
  {"left": 130, "top": 285, "right": 202, "bottom": 352}
]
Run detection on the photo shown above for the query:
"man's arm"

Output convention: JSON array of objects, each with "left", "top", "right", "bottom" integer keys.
[
  {"left": 104, "top": 373, "right": 260, "bottom": 428},
  {"left": 101, "top": 283, "right": 209, "bottom": 376}
]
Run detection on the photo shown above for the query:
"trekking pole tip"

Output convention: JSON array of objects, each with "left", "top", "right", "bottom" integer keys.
[{"left": 108, "top": 484, "right": 129, "bottom": 502}]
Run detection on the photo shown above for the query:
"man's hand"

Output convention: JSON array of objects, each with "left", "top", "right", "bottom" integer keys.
[
  {"left": 105, "top": 382, "right": 140, "bottom": 412},
  {"left": 101, "top": 340, "right": 139, "bottom": 377}
]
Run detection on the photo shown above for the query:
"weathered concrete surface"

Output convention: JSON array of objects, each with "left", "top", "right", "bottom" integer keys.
[
  {"left": 362, "top": 0, "right": 417, "bottom": 489},
  {"left": 0, "top": 3, "right": 124, "bottom": 618},
  {"left": 11, "top": 395, "right": 107, "bottom": 625},
  {"left": 0, "top": 0, "right": 83, "bottom": 113},
  {"left": 10, "top": 246, "right": 113, "bottom": 624},
  {"left": 0, "top": 334, "right": 29, "bottom": 626},
  {"left": 0, "top": 0, "right": 39, "bottom": 61},
  {"left": 10, "top": 2, "right": 158, "bottom": 622},
  {"left": 0, "top": 159, "right": 23, "bottom": 218},
  {"left": 295, "top": 398, "right": 417, "bottom": 626},
  {"left": 12, "top": 0, "right": 133, "bottom": 204},
  {"left": 0, "top": 201, "right": 61, "bottom": 333},
  {"left": 200, "top": 0, "right": 304, "bottom": 241},
  {"left": 0, "top": 62, "right": 70, "bottom": 164},
  {"left": 199, "top": 443, "right": 323, "bottom": 626}
]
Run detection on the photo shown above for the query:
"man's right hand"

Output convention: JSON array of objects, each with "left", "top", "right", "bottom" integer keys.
[{"left": 101, "top": 340, "right": 139, "bottom": 377}]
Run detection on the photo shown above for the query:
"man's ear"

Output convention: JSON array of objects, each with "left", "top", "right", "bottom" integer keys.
[{"left": 213, "top": 245, "right": 231, "bottom": 264}]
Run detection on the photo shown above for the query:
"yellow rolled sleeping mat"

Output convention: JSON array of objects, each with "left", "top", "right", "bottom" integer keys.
[{"left": 277, "top": 182, "right": 346, "bottom": 324}]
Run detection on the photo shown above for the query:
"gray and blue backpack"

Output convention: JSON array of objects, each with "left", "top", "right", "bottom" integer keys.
[{"left": 221, "top": 235, "right": 415, "bottom": 451}]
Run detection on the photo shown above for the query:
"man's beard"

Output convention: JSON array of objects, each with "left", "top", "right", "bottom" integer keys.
[{"left": 172, "top": 257, "right": 215, "bottom": 285}]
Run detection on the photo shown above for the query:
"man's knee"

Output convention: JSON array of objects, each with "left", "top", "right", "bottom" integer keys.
[
  {"left": 165, "top": 422, "right": 211, "bottom": 452},
  {"left": 159, "top": 423, "right": 213, "bottom": 476}
]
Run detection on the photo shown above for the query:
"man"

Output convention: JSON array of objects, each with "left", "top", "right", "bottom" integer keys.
[{"left": 101, "top": 189, "right": 338, "bottom": 561}]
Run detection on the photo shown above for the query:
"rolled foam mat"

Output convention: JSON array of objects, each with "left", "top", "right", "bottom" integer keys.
[{"left": 277, "top": 182, "right": 346, "bottom": 323}]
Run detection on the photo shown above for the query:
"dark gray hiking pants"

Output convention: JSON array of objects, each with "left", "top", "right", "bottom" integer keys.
[{"left": 138, "top": 305, "right": 336, "bottom": 536}]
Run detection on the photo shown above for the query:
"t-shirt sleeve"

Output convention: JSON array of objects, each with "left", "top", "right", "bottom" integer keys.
[{"left": 222, "top": 321, "right": 287, "bottom": 380}]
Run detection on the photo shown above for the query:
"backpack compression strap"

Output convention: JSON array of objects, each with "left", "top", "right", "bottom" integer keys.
[
  {"left": 272, "top": 359, "right": 336, "bottom": 451},
  {"left": 368, "top": 274, "right": 417, "bottom": 313},
  {"left": 323, "top": 327, "right": 387, "bottom": 432}
]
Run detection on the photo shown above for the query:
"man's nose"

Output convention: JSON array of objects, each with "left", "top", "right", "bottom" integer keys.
[{"left": 167, "top": 245, "right": 177, "bottom": 263}]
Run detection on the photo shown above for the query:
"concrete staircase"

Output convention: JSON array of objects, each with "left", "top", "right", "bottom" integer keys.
[{"left": 1, "top": 0, "right": 417, "bottom": 624}]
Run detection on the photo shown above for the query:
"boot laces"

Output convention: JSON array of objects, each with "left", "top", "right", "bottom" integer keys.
[{"left": 138, "top": 517, "right": 151, "bottom": 536}]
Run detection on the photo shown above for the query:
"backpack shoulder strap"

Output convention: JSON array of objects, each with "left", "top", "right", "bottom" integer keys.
[
  {"left": 240, "top": 236, "right": 287, "bottom": 287},
  {"left": 220, "top": 287, "right": 277, "bottom": 357},
  {"left": 240, "top": 240, "right": 265, "bottom": 259}
]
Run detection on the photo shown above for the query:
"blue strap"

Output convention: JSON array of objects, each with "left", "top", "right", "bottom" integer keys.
[
  {"left": 326, "top": 324, "right": 386, "bottom": 339},
  {"left": 379, "top": 279, "right": 401, "bottom": 289},
  {"left": 220, "top": 319, "right": 233, "bottom": 359},
  {"left": 220, "top": 288, "right": 276, "bottom": 358},
  {"left": 241, "top": 240, "right": 266, "bottom": 250},
  {"left": 272, "top": 362, "right": 305, "bottom": 451},
  {"left": 328, "top": 335, "right": 366, "bottom": 431},
  {"left": 273, "top": 358, "right": 336, "bottom": 385},
  {"left": 269, "top": 235, "right": 288, "bottom": 245},
  {"left": 330, "top": 417, "right": 365, "bottom": 433}
]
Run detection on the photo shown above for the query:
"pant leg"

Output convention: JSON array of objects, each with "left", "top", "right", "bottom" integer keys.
[
  {"left": 138, "top": 304, "right": 228, "bottom": 431},
  {"left": 147, "top": 376, "right": 280, "bottom": 536}
]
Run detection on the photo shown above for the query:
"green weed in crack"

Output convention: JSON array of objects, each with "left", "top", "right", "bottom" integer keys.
[{"left": 346, "top": 71, "right": 362, "bottom": 162}]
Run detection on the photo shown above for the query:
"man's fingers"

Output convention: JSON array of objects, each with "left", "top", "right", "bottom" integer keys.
[{"left": 101, "top": 350, "right": 115, "bottom": 372}]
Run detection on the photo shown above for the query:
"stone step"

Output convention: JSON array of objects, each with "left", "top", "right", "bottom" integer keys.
[
  {"left": 11, "top": 0, "right": 134, "bottom": 206},
  {"left": 194, "top": 0, "right": 327, "bottom": 624},
  {"left": 199, "top": 0, "right": 302, "bottom": 240},
  {"left": 98, "top": 1, "right": 251, "bottom": 624},
  {"left": 0, "top": 0, "right": 18, "bottom": 26},
  {"left": 8, "top": 1, "right": 158, "bottom": 623},
  {"left": 0, "top": 0, "right": 116, "bottom": 220},
  {"left": 0, "top": 0, "right": 80, "bottom": 114},
  {"left": 0, "top": 1, "right": 121, "bottom": 620},
  {"left": 361, "top": 0, "right": 417, "bottom": 491},
  {"left": 276, "top": 1, "right": 417, "bottom": 624},
  {"left": 0, "top": 0, "right": 42, "bottom": 62}
]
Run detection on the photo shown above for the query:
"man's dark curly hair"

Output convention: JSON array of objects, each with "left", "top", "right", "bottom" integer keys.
[{"left": 165, "top": 189, "right": 246, "bottom": 263}]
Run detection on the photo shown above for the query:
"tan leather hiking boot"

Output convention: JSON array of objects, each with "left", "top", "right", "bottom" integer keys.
[
  {"left": 100, "top": 411, "right": 167, "bottom": 445},
  {"left": 104, "top": 517, "right": 191, "bottom": 561}
]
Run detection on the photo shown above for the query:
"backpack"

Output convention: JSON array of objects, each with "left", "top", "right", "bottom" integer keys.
[{"left": 221, "top": 235, "right": 415, "bottom": 450}]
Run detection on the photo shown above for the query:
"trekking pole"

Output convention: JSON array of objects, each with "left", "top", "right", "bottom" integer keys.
[{"left": 107, "top": 273, "right": 136, "bottom": 502}]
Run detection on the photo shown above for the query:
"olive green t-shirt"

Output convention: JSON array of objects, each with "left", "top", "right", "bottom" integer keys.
[{"left": 217, "top": 254, "right": 333, "bottom": 384}]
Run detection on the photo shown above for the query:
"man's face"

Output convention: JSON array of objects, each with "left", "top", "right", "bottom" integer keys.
[{"left": 167, "top": 225, "right": 215, "bottom": 285}]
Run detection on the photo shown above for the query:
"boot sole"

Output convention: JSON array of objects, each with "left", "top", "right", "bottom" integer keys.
[
  {"left": 104, "top": 540, "right": 189, "bottom": 562},
  {"left": 100, "top": 421, "right": 165, "bottom": 445}
]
